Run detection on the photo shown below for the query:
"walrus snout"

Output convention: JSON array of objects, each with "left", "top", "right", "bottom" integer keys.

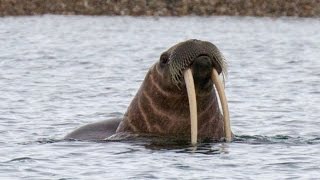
[
  {"left": 192, "top": 55, "right": 212, "bottom": 69},
  {"left": 193, "top": 55, "right": 223, "bottom": 74},
  {"left": 192, "top": 55, "right": 212, "bottom": 77},
  {"left": 167, "top": 39, "right": 227, "bottom": 87},
  {"left": 191, "top": 55, "right": 213, "bottom": 92}
]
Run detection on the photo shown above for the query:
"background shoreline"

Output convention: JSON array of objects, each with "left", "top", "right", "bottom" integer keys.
[{"left": 1, "top": 0, "right": 320, "bottom": 17}]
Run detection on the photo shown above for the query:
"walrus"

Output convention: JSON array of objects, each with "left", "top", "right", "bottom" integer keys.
[{"left": 65, "top": 39, "right": 232, "bottom": 144}]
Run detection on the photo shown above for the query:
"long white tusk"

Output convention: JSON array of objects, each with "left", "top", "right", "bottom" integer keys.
[
  {"left": 212, "top": 69, "right": 232, "bottom": 142},
  {"left": 183, "top": 68, "right": 198, "bottom": 145}
]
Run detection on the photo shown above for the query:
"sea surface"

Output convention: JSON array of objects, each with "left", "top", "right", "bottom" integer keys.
[{"left": 0, "top": 15, "right": 319, "bottom": 179}]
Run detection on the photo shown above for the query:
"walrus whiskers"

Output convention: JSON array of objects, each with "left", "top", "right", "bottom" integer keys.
[
  {"left": 212, "top": 69, "right": 232, "bottom": 142},
  {"left": 169, "top": 39, "right": 228, "bottom": 88},
  {"left": 183, "top": 68, "right": 198, "bottom": 145}
]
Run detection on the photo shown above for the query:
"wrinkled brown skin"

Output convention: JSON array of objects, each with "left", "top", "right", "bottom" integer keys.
[
  {"left": 116, "top": 64, "right": 224, "bottom": 140},
  {"left": 65, "top": 39, "right": 227, "bottom": 141}
]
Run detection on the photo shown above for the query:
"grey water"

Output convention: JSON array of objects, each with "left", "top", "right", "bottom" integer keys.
[{"left": 0, "top": 15, "right": 319, "bottom": 179}]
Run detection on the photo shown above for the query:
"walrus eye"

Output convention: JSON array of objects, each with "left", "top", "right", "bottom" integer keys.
[{"left": 160, "top": 53, "right": 169, "bottom": 66}]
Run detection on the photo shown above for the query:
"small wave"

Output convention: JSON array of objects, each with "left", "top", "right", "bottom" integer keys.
[
  {"left": 234, "top": 135, "right": 320, "bottom": 145},
  {"left": 17, "top": 138, "right": 62, "bottom": 145},
  {"left": 6, "top": 157, "right": 34, "bottom": 163}
]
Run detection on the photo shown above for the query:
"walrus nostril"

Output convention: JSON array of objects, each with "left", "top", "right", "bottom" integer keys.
[
  {"left": 193, "top": 55, "right": 212, "bottom": 67},
  {"left": 193, "top": 55, "right": 223, "bottom": 75},
  {"left": 192, "top": 55, "right": 212, "bottom": 82}
]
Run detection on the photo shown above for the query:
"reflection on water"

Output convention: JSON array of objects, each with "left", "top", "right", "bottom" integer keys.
[{"left": 0, "top": 15, "right": 320, "bottom": 179}]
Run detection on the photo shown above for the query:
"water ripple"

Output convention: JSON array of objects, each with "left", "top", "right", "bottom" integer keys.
[{"left": 0, "top": 15, "right": 320, "bottom": 179}]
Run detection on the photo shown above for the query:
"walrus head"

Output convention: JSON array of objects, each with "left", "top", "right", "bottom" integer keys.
[
  {"left": 159, "top": 39, "right": 227, "bottom": 92},
  {"left": 116, "top": 39, "right": 231, "bottom": 144}
]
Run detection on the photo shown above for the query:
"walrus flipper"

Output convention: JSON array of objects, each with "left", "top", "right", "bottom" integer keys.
[{"left": 64, "top": 118, "right": 121, "bottom": 141}]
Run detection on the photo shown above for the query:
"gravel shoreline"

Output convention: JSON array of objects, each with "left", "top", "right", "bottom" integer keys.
[{"left": 1, "top": 0, "right": 320, "bottom": 17}]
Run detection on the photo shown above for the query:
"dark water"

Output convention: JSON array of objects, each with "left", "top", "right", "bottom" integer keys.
[{"left": 0, "top": 15, "right": 320, "bottom": 179}]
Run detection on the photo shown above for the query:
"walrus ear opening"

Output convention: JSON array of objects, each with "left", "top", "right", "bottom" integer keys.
[{"left": 160, "top": 53, "right": 169, "bottom": 67}]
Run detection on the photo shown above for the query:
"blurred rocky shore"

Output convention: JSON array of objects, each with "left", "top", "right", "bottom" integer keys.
[{"left": 1, "top": 0, "right": 320, "bottom": 17}]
